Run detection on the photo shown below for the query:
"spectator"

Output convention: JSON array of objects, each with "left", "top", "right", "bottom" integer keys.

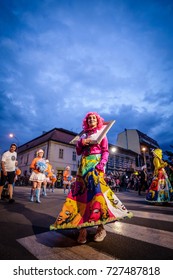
[
  {"left": 0, "top": 143, "right": 17, "bottom": 203},
  {"left": 139, "top": 165, "right": 148, "bottom": 195}
]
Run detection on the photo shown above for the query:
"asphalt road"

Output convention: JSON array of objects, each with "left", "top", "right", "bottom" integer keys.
[{"left": 0, "top": 186, "right": 173, "bottom": 260}]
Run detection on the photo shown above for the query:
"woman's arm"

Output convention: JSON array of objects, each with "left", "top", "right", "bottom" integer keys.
[
  {"left": 76, "top": 137, "right": 91, "bottom": 155},
  {"left": 95, "top": 137, "right": 109, "bottom": 172}
]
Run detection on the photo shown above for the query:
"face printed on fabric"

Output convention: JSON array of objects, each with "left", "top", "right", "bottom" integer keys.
[
  {"left": 56, "top": 204, "right": 74, "bottom": 224},
  {"left": 89, "top": 201, "right": 101, "bottom": 222},
  {"left": 87, "top": 114, "right": 98, "bottom": 128}
]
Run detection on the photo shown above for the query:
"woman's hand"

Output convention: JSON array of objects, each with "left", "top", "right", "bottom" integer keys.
[
  {"left": 82, "top": 138, "right": 91, "bottom": 146},
  {"left": 95, "top": 162, "right": 105, "bottom": 172}
]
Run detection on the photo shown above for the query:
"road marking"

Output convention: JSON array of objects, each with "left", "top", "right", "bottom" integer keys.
[
  {"left": 17, "top": 213, "right": 173, "bottom": 260},
  {"left": 17, "top": 231, "right": 116, "bottom": 260},
  {"left": 105, "top": 222, "right": 173, "bottom": 250},
  {"left": 14, "top": 187, "right": 173, "bottom": 259},
  {"left": 131, "top": 210, "right": 173, "bottom": 222}
]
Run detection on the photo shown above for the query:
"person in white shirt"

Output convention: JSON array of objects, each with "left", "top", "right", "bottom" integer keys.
[{"left": 0, "top": 143, "right": 17, "bottom": 203}]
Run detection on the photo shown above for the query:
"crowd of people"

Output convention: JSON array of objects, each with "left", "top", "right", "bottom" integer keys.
[
  {"left": 0, "top": 146, "right": 58, "bottom": 203},
  {"left": 1, "top": 112, "right": 173, "bottom": 244}
]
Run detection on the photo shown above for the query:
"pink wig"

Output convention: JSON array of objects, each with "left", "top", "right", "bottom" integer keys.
[{"left": 82, "top": 112, "right": 104, "bottom": 131}]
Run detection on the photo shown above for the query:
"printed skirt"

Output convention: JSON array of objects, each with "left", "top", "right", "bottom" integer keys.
[
  {"left": 50, "top": 154, "right": 133, "bottom": 230},
  {"left": 146, "top": 168, "right": 173, "bottom": 203}
]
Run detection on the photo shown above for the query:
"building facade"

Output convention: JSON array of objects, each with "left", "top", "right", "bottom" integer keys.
[
  {"left": 17, "top": 128, "right": 81, "bottom": 177},
  {"left": 116, "top": 129, "right": 160, "bottom": 173},
  {"left": 107, "top": 144, "right": 139, "bottom": 176},
  {"left": 16, "top": 127, "right": 160, "bottom": 179}
]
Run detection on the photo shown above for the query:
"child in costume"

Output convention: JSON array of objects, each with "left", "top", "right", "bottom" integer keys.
[
  {"left": 29, "top": 149, "right": 47, "bottom": 203},
  {"left": 146, "top": 148, "right": 173, "bottom": 203},
  {"left": 50, "top": 112, "right": 133, "bottom": 244}
]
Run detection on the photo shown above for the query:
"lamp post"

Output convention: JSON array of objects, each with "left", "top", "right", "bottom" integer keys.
[
  {"left": 9, "top": 133, "right": 20, "bottom": 146},
  {"left": 111, "top": 147, "right": 117, "bottom": 153},
  {"left": 111, "top": 146, "right": 117, "bottom": 174},
  {"left": 142, "top": 147, "right": 147, "bottom": 167}
]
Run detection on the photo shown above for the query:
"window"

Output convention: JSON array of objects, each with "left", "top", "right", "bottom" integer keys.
[
  {"left": 72, "top": 151, "right": 76, "bottom": 161},
  {"left": 108, "top": 157, "right": 114, "bottom": 168},
  {"left": 59, "top": 148, "right": 64, "bottom": 159}
]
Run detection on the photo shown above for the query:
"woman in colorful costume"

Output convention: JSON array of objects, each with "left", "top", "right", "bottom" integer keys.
[
  {"left": 29, "top": 149, "right": 47, "bottom": 203},
  {"left": 146, "top": 148, "right": 173, "bottom": 203},
  {"left": 50, "top": 112, "right": 133, "bottom": 244}
]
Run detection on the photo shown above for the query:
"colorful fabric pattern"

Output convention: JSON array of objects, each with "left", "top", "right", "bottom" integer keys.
[
  {"left": 146, "top": 168, "right": 173, "bottom": 203},
  {"left": 50, "top": 154, "right": 133, "bottom": 230}
]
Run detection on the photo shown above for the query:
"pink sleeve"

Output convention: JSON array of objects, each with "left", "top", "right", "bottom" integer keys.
[
  {"left": 76, "top": 138, "right": 84, "bottom": 155},
  {"left": 96, "top": 137, "right": 109, "bottom": 172}
]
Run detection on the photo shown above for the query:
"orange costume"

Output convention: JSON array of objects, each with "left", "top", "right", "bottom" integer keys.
[
  {"left": 63, "top": 166, "right": 71, "bottom": 194},
  {"left": 30, "top": 157, "right": 47, "bottom": 174},
  {"left": 45, "top": 162, "right": 53, "bottom": 181},
  {"left": 63, "top": 170, "right": 71, "bottom": 182},
  {"left": 29, "top": 149, "right": 47, "bottom": 203}
]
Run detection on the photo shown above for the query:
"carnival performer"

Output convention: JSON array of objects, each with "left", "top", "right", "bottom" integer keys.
[
  {"left": 146, "top": 148, "right": 173, "bottom": 203},
  {"left": 42, "top": 159, "right": 53, "bottom": 196},
  {"left": 50, "top": 112, "right": 133, "bottom": 244},
  {"left": 29, "top": 149, "right": 47, "bottom": 203},
  {"left": 49, "top": 169, "right": 57, "bottom": 192},
  {"left": 63, "top": 166, "right": 71, "bottom": 194}
]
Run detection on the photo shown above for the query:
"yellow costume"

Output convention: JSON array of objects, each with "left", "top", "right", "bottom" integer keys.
[{"left": 146, "top": 149, "right": 173, "bottom": 203}]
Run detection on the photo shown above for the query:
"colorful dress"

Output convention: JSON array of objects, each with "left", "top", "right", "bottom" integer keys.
[
  {"left": 146, "top": 149, "right": 173, "bottom": 203},
  {"left": 50, "top": 129, "right": 133, "bottom": 230}
]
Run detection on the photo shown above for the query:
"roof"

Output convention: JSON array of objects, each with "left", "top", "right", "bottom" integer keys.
[
  {"left": 121, "top": 129, "right": 159, "bottom": 147},
  {"left": 18, "top": 128, "right": 78, "bottom": 153},
  {"left": 136, "top": 129, "right": 159, "bottom": 147}
]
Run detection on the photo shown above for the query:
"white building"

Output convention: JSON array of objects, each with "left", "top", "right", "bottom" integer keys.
[{"left": 17, "top": 128, "right": 80, "bottom": 177}]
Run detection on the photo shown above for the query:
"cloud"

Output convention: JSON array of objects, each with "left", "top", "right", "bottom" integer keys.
[{"left": 0, "top": 0, "right": 173, "bottom": 153}]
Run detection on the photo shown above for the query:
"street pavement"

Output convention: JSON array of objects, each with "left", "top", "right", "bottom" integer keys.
[{"left": 0, "top": 186, "right": 173, "bottom": 260}]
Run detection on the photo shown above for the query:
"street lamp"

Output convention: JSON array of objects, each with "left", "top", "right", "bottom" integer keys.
[
  {"left": 142, "top": 147, "right": 147, "bottom": 167},
  {"left": 9, "top": 133, "right": 20, "bottom": 146},
  {"left": 111, "top": 146, "right": 117, "bottom": 174},
  {"left": 111, "top": 147, "right": 117, "bottom": 153}
]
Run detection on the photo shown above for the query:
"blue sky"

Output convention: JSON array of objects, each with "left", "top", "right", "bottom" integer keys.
[{"left": 0, "top": 0, "right": 173, "bottom": 153}]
